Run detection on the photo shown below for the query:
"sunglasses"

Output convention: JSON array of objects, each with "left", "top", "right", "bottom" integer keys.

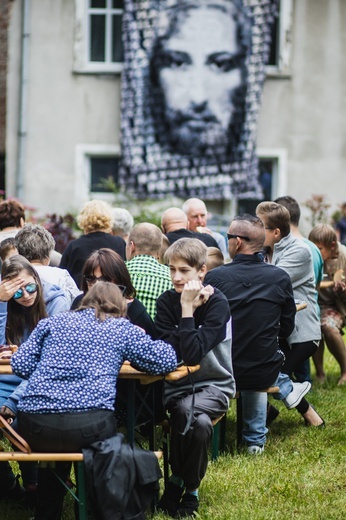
[
  {"left": 84, "top": 275, "right": 126, "bottom": 295},
  {"left": 227, "top": 234, "right": 250, "bottom": 241},
  {"left": 13, "top": 283, "right": 38, "bottom": 300}
]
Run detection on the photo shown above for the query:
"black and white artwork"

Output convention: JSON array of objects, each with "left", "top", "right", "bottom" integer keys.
[{"left": 120, "top": 0, "right": 278, "bottom": 200}]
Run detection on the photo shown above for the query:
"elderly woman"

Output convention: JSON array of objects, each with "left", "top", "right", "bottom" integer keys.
[
  {"left": 12, "top": 281, "right": 177, "bottom": 519},
  {"left": 15, "top": 223, "right": 81, "bottom": 306},
  {"left": 60, "top": 200, "right": 126, "bottom": 288}
]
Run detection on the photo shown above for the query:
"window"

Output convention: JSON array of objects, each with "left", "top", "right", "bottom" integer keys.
[
  {"left": 236, "top": 149, "right": 287, "bottom": 215},
  {"left": 74, "top": 0, "right": 123, "bottom": 73},
  {"left": 266, "top": 0, "right": 293, "bottom": 76},
  {"left": 74, "top": 144, "right": 121, "bottom": 207},
  {"left": 90, "top": 156, "right": 119, "bottom": 192}
]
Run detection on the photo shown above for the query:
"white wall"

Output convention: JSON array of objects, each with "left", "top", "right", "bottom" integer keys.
[
  {"left": 257, "top": 0, "right": 346, "bottom": 231},
  {"left": 6, "top": 0, "right": 346, "bottom": 223},
  {"left": 6, "top": 0, "right": 121, "bottom": 214}
]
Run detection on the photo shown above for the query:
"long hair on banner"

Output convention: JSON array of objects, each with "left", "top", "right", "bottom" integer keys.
[{"left": 120, "top": 0, "right": 278, "bottom": 200}]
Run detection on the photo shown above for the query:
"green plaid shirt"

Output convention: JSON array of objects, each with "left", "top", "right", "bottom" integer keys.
[{"left": 126, "top": 255, "right": 173, "bottom": 319}]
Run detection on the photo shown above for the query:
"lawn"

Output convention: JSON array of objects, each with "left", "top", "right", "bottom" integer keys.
[{"left": 2, "top": 348, "right": 346, "bottom": 520}]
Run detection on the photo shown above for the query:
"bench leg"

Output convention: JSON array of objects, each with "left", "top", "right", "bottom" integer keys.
[
  {"left": 236, "top": 393, "right": 243, "bottom": 448},
  {"left": 76, "top": 461, "right": 88, "bottom": 520},
  {"left": 211, "top": 421, "right": 221, "bottom": 461}
]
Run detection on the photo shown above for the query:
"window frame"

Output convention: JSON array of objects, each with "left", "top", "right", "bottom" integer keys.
[
  {"left": 74, "top": 144, "right": 121, "bottom": 206},
  {"left": 266, "top": 0, "right": 293, "bottom": 77},
  {"left": 73, "top": 0, "right": 123, "bottom": 74},
  {"left": 257, "top": 147, "right": 288, "bottom": 200}
]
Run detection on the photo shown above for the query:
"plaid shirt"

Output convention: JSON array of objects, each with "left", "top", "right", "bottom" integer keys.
[{"left": 126, "top": 255, "right": 173, "bottom": 319}]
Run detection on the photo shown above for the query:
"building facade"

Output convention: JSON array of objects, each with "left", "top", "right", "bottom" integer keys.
[{"left": 3, "top": 0, "right": 346, "bottom": 228}]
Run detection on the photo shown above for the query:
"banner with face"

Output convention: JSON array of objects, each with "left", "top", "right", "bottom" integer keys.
[{"left": 120, "top": 0, "right": 278, "bottom": 200}]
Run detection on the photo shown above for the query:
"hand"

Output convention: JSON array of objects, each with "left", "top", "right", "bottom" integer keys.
[
  {"left": 196, "top": 226, "right": 212, "bottom": 236},
  {"left": 333, "top": 280, "right": 346, "bottom": 293},
  {"left": 181, "top": 281, "right": 214, "bottom": 315},
  {"left": 0, "top": 406, "right": 16, "bottom": 424},
  {"left": 0, "top": 278, "right": 25, "bottom": 302}
]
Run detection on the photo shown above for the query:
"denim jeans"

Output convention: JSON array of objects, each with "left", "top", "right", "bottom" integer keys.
[
  {"left": 241, "top": 373, "right": 293, "bottom": 447},
  {"left": 241, "top": 390, "right": 268, "bottom": 447}
]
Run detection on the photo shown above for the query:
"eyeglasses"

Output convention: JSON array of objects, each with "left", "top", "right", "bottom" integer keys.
[
  {"left": 84, "top": 275, "right": 109, "bottom": 285},
  {"left": 84, "top": 275, "right": 126, "bottom": 295},
  {"left": 227, "top": 234, "right": 250, "bottom": 241},
  {"left": 13, "top": 283, "right": 38, "bottom": 300}
]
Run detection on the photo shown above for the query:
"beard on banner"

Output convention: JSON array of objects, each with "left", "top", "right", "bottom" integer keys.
[{"left": 120, "top": 0, "right": 279, "bottom": 200}]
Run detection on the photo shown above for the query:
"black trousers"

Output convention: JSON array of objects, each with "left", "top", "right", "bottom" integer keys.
[
  {"left": 166, "top": 386, "right": 229, "bottom": 490},
  {"left": 280, "top": 339, "right": 319, "bottom": 415},
  {"left": 280, "top": 339, "right": 319, "bottom": 377},
  {"left": 18, "top": 409, "right": 117, "bottom": 520}
]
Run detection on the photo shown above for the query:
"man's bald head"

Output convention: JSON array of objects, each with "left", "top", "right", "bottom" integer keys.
[
  {"left": 161, "top": 207, "right": 188, "bottom": 233},
  {"left": 127, "top": 222, "right": 163, "bottom": 258}
]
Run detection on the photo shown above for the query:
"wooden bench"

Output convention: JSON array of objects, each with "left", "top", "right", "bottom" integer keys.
[
  {"left": 0, "top": 428, "right": 162, "bottom": 520},
  {"left": 210, "top": 386, "right": 280, "bottom": 460},
  {"left": 0, "top": 449, "right": 88, "bottom": 519}
]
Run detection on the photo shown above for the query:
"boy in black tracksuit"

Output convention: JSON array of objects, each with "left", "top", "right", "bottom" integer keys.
[{"left": 155, "top": 238, "right": 235, "bottom": 518}]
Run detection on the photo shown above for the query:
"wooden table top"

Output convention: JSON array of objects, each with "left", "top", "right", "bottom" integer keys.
[{"left": 0, "top": 358, "right": 200, "bottom": 382}]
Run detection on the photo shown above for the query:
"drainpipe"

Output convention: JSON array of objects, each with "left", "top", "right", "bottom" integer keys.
[{"left": 16, "top": 0, "right": 30, "bottom": 200}]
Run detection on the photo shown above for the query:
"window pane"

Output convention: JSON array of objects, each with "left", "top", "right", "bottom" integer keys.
[
  {"left": 91, "top": 157, "right": 119, "bottom": 192},
  {"left": 90, "top": 15, "right": 105, "bottom": 62},
  {"left": 267, "top": 2, "right": 280, "bottom": 66},
  {"left": 237, "top": 159, "right": 274, "bottom": 215},
  {"left": 91, "top": 0, "right": 106, "bottom": 8},
  {"left": 112, "top": 0, "right": 123, "bottom": 8},
  {"left": 112, "top": 14, "right": 123, "bottom": 62}
]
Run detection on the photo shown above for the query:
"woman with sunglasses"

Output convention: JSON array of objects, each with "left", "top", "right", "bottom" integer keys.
[
  {"left": 72, "top": 248, "right": 156, "bottom": 338},
  {"left": 0, "top": 255, "right": 48, "bottom": 504}
]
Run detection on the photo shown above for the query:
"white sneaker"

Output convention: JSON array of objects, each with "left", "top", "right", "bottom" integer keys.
[
  {"left": 247, "top": 445, "right": 264, "bottom": 455},
  {"left": 283, "top": 381, "right": 311, "bottom": 409}
]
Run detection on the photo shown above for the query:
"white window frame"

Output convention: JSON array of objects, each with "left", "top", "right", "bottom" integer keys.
[
  {"left": 266, "top": 0, "right": 293, "bottom": 77},
  {"left": 74, "top": 144, "right": 121, "bottom": 207},
  {"left": 257, "top": 148, "right": 288, "bottom": 199},
  {"left": 73, "top": 0, "right": 123, "bottom": 74}
]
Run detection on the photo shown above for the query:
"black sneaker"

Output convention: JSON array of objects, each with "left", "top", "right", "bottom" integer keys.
[
  {"left": 176, "top": 493, "right": 199, "bottom": 518},
  {"left": 157, "top": 481, "right": 184, "bottom": 517}
]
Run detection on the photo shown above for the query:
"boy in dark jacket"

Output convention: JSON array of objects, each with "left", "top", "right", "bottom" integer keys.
[{"left": 155, "top": 238, "right": 235, "bottom": 518}]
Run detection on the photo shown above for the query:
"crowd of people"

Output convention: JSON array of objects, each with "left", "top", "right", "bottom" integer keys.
[{"left": 0, "top": 195, "right": 345, "bottom": 519}]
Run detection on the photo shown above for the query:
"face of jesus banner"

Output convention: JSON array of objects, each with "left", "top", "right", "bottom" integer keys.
[{"left": 120, "top": 0, "right": 278, "bottom": 201}]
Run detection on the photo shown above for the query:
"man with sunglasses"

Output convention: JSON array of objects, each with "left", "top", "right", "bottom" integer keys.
[{"left": 205, "top": 214, "right": 315, "bottom": 454}]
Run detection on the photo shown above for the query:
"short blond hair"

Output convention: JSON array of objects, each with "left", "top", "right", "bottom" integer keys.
[
  {"left": 309, "top": 224, "right": 337, "bottom": 248},
  {"left": 164, "top": 238, "right": 207, "bottom": 269},
  {"left": 206, "top": 247, "right": 224, "bottom": 271},
  {"left": 77, "top": 200, "right": 113, "bottom": 234}
]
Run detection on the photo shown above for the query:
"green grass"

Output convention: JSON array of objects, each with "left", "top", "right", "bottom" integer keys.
[{"left": 2, "top": 348, "right": 346, "bottom": 519}]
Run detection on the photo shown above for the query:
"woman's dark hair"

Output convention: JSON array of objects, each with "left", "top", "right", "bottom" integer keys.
[
  {"left": 1, "top": 255, "right": 47, "bottom": 345},
  {"left": 0, "top": 199, "right": 25, "bottom": 230},
  {"left": 80, "top": 248, "right": 136, "bottom": 299},
  {"left": 78, "top": 281, "right": 127, "bottom": 321}
]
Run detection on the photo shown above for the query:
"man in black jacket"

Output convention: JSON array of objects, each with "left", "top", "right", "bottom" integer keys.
[{"left": 205, "top": 214, "right": 311, "bottom": 454}]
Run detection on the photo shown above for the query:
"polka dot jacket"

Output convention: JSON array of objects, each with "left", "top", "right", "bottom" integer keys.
[{"left": 11, "top": 308, "right": 177, "bottom": 413}]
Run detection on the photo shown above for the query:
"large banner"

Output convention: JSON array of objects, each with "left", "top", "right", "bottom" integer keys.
[{"left": 120, "top": 0, "right": 278, "bottom": 200}]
